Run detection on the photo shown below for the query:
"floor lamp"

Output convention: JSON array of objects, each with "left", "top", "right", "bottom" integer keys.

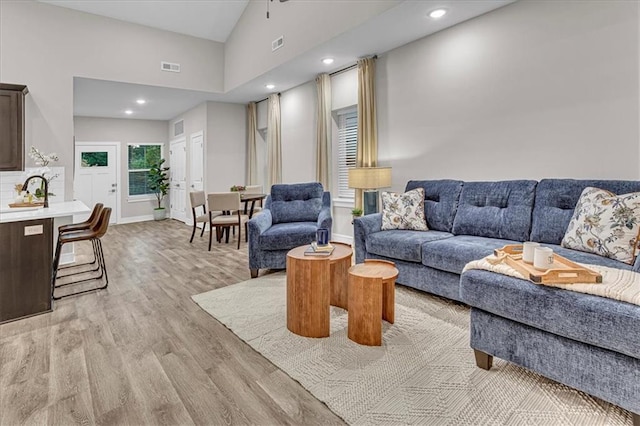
[{"left": 348, "top": 167, "right": 392, "bottom": 215}]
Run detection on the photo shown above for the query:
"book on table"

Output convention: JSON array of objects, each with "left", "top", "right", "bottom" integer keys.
[{"left": 305, "top": 242, "right": 334, "bottom": 256}]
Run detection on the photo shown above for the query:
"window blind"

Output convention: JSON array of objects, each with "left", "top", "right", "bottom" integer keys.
[{"left": 337, "top": 108, "right": 357, "bottom": 199}]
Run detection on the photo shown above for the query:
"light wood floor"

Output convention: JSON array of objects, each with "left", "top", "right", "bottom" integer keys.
[{"left": 0, "top": 220, "right": 344, "bottom": 425}]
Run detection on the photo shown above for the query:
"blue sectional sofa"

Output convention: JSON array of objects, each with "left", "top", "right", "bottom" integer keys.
[{"left": 354, "top": 179, "right": 640, "bottom": 423}]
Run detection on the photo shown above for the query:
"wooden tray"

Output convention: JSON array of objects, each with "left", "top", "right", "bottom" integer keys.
[
  {"left": 493, "top": 244, "right": 602, "bottom": 284},
  {"left": 8, "top": 202, "right": 44, "bottom": 208}
]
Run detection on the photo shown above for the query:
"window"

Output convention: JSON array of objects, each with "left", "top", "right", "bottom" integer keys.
[
  {"left": 128, "top": 144, "right": 163, "bottom": 197},
  {"left": 336, "top": 108, "right": 358, "bottom": 199},
  {"left": 81, "top": 152, "right": 108, "bottom": 167}
]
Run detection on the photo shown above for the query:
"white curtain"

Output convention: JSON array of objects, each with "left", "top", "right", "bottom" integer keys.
[
  {"left": 267, "top": 94, "right": 282, "bottom": 189},
  {"left": 246, "top": 102, "right": 258, "bottom": 185},
  {"left": 315, "top": 73, "right": 332, "bottom": 189},
  {"left": 356, "top": 56, "right": 378, "bottom": 209}
]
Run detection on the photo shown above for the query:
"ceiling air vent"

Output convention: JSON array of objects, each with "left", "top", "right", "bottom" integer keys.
[
  {"left": 272, "top": 36, "right": 284, "bottom": 52},
  {"left": 161, "top": 61, "right": 181, "bottom": 73}
]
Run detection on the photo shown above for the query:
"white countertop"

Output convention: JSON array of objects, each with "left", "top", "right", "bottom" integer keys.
[{"left": 0, "top": 200, "right": 90, "bottom": 223}]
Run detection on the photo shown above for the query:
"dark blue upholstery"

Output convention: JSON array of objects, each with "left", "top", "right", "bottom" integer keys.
[
  {"left": 248, "top": 184, "right": 331, "bottom": 273},
  {"left": 468, "top": 308, "right": 640, "bottom": 415},
  {"left": 452, "top": 180, "right": 537, "bottom": 241},
  {"left": 460, "top": 269, "right": 640, "bottom": 362},
  {"left": 422, "top": 235, "right": 519, "bottom": 274},
  {"left": 405, "top": 180, "right": 463, "bottom": 232},
  {"left": 258, "top": 222, "right": 318, "bottom": 251},
  {"left": 366, "top": 229, "right": 453, "bottom": 263},
  {"left": 531, "top": 179, "right": 640, "bottom": 245},
  {"left": 270, "top": 182, "right": 324, "bottom": 224}
]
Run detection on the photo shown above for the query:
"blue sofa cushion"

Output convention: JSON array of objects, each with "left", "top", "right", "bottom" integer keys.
[
  {"left": 460, "top": 269, "right": 640, "bottom": 360},
  {"left": 452, "top": 180, "right": 537, "bottom": 241},
  {"left": 366, "top": 230, "right": 454, "bottom": 263},
  {"left": 531, "top": 179, "right": 640, "bottom": 245},
  {"left": 270, "top": 182, "right": 324, "bottom": 224},
  {"left": 258, "top": 222, "right": 317, "bottom": 251},
  {"left": 422, "top": 235, "right": 519, "bottom": 274},
  {"left": 405, "top": 180, "right": 464, "bottom": 232}
]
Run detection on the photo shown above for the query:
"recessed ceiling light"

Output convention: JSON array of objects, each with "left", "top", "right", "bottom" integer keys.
[
  {"left": 136, "top": 99, "right": 146, "bottom": 105},
  {"left": 322, "top": 58, "right": 334, "bottom": 65},
  {"left": 124, "top": 110, "right": 133, "bottom": 115},
  {"left": 429, "top": 9, "right": 447, "bottom": 19},
  {"left": 265, "top": 84, "right": 275, "bottom": 90}
]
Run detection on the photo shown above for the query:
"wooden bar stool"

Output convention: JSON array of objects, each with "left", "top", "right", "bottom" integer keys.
[
  {"left": 52, "top": 207, "right": 112, "bottom": 300},
  {"left": 347, "top": 259, "right": 398, "bottom": 346}
]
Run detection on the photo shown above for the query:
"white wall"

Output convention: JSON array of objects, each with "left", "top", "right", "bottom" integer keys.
[
  {"left": 206, "top": 102, "right": 247, "bottom": 192},
  {"left": 73, "top": 117, "right": 168, "bottom": 219},
  {"left": 224, "top": 0, "right": 400, "bottom": 92},
  {"left": 377, "top": 0, "right": 640, "bottom": 191},
  {"left": 0, "top": 0, "right": 224, "bottom": 201}
]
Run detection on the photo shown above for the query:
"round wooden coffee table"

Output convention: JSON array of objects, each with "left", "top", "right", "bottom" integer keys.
[
  {"left": 286, "top": 242, "right": 353, "bottom": 338},
  {"left": 347, "top": 259, "right": 398, "bottom": 346}
]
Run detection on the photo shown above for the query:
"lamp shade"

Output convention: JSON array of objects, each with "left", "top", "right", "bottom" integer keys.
[{"left": 348, "top": 167, "right": 392, "bottom": 189}]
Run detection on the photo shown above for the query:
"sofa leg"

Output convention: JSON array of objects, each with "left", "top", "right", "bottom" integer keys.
[
  {"left": 632, "top": 412, "right": 639, "bottom": 426},
  {"left": 474, "top": 349, "right": 493, "bottom": 370},
  {"left": 250, "top": 269, "right": 259, "bottom": 279}
]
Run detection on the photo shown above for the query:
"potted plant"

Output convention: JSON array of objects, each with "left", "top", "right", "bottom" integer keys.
[
  {"left": 351, "top": 207, "right": 363, "bottom": 224},
  {"left": 148, "top": 159, "right": 170, "bottom": 221}
]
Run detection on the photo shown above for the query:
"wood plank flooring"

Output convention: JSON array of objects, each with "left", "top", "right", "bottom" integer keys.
[{"left": 0, "top": 220, "right": 344, "bottom": 425}]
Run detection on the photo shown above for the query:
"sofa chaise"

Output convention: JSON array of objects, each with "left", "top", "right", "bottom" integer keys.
[{"left": 354, "top": 179, "right": 640, "bottom": 423}]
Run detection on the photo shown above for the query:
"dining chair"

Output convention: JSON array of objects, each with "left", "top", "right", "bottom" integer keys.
[
  {"left": 207, "top": 192, "right": 249, "bottom": 250},
  {"left": 189, "top": 191, "right": 210, "bottom": 243}
]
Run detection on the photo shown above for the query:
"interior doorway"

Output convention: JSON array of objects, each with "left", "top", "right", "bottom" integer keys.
[
  {"left": 74, "top": 142, "right": 120, "bottom": 224},
  {"left": 170, "top": 137, "right": 187, "bottom": 222}
]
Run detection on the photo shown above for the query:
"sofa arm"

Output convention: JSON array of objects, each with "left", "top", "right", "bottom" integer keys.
[
  {"left": 248, "top": 209, "right": 273, "bottom": 238},
  {"left": 353, "top": 213, "right": 382, "bottom": 264},
  {"left": 317, "top": 207, "right": 333, "bottom": 238}
]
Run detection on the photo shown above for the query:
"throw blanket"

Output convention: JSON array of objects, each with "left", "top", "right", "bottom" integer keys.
[{"left": 463, "top": 255, "right": 640, "bottom": 307}]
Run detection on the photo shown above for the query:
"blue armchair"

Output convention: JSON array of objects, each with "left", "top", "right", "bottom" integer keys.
[{"left": 248, "top": 182, "right": 332, "bottom": 278}]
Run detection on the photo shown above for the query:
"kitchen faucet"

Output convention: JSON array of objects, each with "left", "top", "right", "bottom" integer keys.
[{"left": 22, "top": 175, "right": 49, "bottom": 208}]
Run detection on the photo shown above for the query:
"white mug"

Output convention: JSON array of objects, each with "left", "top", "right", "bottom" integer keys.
[
  {"left": 522, "top": 242, "right": 540, "bottom": 264},
  {"left": 534, "top": 247, "right": 554, "bottom": 271}
]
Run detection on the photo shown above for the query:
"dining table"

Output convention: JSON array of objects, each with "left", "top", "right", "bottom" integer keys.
[{"left": 240, "top": 192, "right": 267, "bottom": 219}]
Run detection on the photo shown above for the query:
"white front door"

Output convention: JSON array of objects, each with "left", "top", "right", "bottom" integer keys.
[
  {"left": 74, "top": 142, "right": 119, "bottom": 224},
  {"left": 170, "top": 138, "right": 187, "bottom": 222}
]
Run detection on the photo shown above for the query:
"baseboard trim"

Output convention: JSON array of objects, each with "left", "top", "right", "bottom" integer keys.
[
  {"left": 119, "top": 215, "right": 154, "bottom": 224},
  {"left": 332, "top": 233, "right": 353, "bottom": 246}
]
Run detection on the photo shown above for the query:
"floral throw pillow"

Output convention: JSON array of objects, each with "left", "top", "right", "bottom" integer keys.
[
  {"left": 381, "top": 188, "right": 429, "bottom": 231},
  {"left": 561, "top": 187, "right": 640, "bottom": 265}
]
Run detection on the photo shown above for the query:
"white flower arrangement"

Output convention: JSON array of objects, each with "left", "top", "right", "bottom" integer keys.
[{"left": 26, "top": 147, "right": 60, "bottom": 198}]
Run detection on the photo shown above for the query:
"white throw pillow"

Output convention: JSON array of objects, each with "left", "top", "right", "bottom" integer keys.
[
  {"left": 381, "top": 188, "right": 429, "bottom": 231},
  {"left": 561, "top": 187, "right": 640, "bottom": 265}
]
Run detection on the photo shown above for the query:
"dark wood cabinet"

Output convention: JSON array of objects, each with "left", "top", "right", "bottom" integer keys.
[
  {"left": 0, "top": 83, "right": 28, "bottom": 171},
  {"left": 0, "top": 219, "right": 53, "bottom": 323}
]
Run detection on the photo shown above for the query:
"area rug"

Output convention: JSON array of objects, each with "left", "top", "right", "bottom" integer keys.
[{"left": 192, "top": 274, "right": 631, "bottom": 425}]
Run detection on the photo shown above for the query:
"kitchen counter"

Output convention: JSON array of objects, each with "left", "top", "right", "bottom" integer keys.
[
  {"left": 0, "top": 200, "right": 91, "bottom": 323},
  {"left": 0, "top": 200, "right": 90, "bottom": 223}
]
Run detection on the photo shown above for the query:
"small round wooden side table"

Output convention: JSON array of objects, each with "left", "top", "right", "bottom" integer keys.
[
  {"left": 347, "top": 259, "right": 399, "bottom": 346},
  {"left": 286, "top": 242, "right": 353, "bottom": 338}
]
